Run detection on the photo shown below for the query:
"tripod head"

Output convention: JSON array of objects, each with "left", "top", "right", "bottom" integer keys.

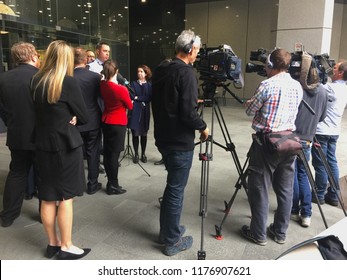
[{"left": 200, "top": 79, "right": 244, "bottom": 105}]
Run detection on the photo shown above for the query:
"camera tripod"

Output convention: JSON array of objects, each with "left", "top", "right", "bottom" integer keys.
[
  {"left": 294, "top": 137, "right": 346, "bottom": 228},
  {"left": 214, "top": 142, "right": 250, "bottom": 240},
  {"left": 196, "top": 83, "right": 246, "bottom": 260},
  {"left": 120, "top": 128, "right": 150, "bottom": 177},
  {"left": 311, "top": 137, "right": 346, "bottom": 216}
]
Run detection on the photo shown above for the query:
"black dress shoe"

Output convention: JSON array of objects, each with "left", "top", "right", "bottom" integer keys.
[
  {"left": 133, "top": 155, "right": 139, "bottom": 163},
  {"left": 311, "top": 195, "right": 325, "bottom": 205},
  {"left": 86, "top": 182, "right": 102, "bottom": 195},
  {"left": 106, "top": 185, "right": 127, "bottom": 195},
  {"left": 154, "top": 159, "right": 164, "bottom": 165},
  {"left": 45, "top": 245, "right": 61, "bottom": 258},
  {"left": 141, "top": 154, "right": 147, "bottom": 163},
  {"left": 57, "top": 248, "right": 91, "bottom": 260},
  {"left": 1, "top": 218, "right": 14, "bottom": 227},
  {"left": 24, "top": 193, "right": 34, "bottom": 200},
  {"left": 325, "top": 196, "right": 339, "bottom": 206}
]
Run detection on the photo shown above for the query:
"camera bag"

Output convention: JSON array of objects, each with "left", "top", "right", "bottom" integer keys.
[{"left": 262, "top": 130, "right": 302, "bottom": 156}]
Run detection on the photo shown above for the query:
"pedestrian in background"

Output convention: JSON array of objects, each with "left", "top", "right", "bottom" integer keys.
[{"left": 128, "top": 64, "right": 152, "bottom": 164}]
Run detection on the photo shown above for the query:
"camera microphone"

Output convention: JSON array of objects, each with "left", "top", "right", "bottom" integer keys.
[
  {"left": 117, "top": 73, "right": 128, "bottom": 85},
  {"left": 117, "top": 73, "right": 135, "bottom": 95}
]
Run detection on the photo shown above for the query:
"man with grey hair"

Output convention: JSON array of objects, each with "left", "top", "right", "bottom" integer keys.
[
  {"left": 152, "top": 30, "right": 209, "bottom": 256},
  {"left": 0, "top": 42, "right": 40, "bottom": 227}
]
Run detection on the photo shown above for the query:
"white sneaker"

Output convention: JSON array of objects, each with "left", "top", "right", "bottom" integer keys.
[
  {"left": 290, "top": 214, "right": 300, "bottom": 222},
  {"left": 301, "top": 216, "right": 311, "bottom": 227}
]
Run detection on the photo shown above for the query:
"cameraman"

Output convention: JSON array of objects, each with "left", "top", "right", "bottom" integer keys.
[
  {"left": 290, "top": 54, "right": 328, "bottom": 228},
  {"left": 242, "top": 49, "right": 303, "bottom": 245},
  {"left": 152, "top": 30, "right": 209, "bottom": 256},
  {"left": 311, "top": 61, "right": 347, "bottom": 206}
]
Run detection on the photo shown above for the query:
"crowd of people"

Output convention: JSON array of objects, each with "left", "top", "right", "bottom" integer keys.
[
  {"left": 0, "top": 29, "right": 346, "bottom": 259},
  {"left": 242, "top": 49, "right": 347, "bottom": 246}
]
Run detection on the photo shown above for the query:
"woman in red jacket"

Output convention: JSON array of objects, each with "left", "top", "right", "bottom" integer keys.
[{"left": 100, "top": 60, "right": 133, "bottom": 195}]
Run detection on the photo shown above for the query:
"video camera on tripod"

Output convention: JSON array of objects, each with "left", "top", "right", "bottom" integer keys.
[
  {"left": 193, "top": 44, "right": 246, "bottom": 260},
  {"left": 194, "top": 44, "right": 244, "bottom": 102},
  {"left": 245, "top": 47, "right": 335, "bottom": 84}
]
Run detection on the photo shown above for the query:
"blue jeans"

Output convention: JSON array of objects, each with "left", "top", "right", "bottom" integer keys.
[
  {"left": 292, "top": 141, "right": 312, "bottom": 217},
  {"left": 159, "top": 149, "right": 193, "bottom": 246},
  {"left": 311, "top": 135, "right": 340, "bottom": 201}
]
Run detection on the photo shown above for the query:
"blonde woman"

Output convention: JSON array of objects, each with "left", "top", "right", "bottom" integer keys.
[{"left": 31, "top": 40, "right": 90, "bottom": 260}]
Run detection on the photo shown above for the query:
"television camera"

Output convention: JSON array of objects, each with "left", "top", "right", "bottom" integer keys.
[
  {"left": 194, "top": 44, "right": 243, "bottom": 102},
  {"left": 245, "top": 48, "right": 335, "bottom": 84}
]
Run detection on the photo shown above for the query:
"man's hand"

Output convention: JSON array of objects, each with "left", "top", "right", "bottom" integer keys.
[{"left": 199, "top": 127, "right": 209, "bottom": 142}]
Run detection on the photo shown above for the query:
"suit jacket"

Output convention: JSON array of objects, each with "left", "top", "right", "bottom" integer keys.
[
  {"left": 32, "top": 76, "right": 88, "bottom": 152},
  {"left": 0, "top": 63, "right": 38, "bottom": 150},
  {"left": 74, "top": 67, "right": 102, "bottom": 132}
]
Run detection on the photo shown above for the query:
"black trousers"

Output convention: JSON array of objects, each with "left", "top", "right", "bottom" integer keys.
[
  {"left": 80, "top": 128, "right": 101, "bottom": 187},
  {"left": 102, "top": 123, "right": 126, "bottom": 187},
  {"left": 1, "top": 149, "right": 35, "bottom": 222}
]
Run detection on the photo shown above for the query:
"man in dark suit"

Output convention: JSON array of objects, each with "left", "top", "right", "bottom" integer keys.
[
  {"left": 0, "top": 42, "right": 40, "bottom": 227},
  {"left": 74, "top": 47, "right": 103, "bottom": 194}
]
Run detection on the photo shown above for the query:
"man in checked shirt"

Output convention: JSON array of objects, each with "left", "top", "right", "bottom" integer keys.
[{"left": 241, "top": 48, "right": 303, "bottom": 246}]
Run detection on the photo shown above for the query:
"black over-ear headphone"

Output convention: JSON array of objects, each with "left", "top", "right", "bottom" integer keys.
[
  {"left": 267, "top": 48, "right": 280, "bottom": 69},
  {"left": 267, "top": 52, "right": 274, "bottom": 69},
  {"left": 182, "top": 36, "right": 196, "bottom": 54}
]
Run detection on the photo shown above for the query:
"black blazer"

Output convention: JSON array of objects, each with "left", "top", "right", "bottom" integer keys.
[
  {"left": 0, "top": 63, "right": 38, "bottom": 150},
  {"left": 74, "top": 67, "right": 102, "bottom": 132},
  {"left": 32, "top": 76, "right": 88, "bottom": 152}
]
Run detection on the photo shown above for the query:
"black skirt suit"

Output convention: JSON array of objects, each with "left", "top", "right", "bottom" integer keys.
[{"left": 31, "top": 76, "right": 88, "bottom": 201}]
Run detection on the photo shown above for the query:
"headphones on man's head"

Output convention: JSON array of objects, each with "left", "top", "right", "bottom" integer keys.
[
  {"left": 267, "top": 52, "right": 274, "bottom": 69},
  {"left": 267, "top": 48, "right": 282, "bottom": 69},
  {"left": 182, "top": 36, "right": 196, "bottom": 54}
]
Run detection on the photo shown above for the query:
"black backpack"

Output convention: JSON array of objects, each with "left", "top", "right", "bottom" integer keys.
[{"left": 276, "top": 235, "right": 347, "bottom": 260}]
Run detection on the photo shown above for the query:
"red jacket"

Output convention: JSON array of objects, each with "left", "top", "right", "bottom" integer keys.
[{"left": 100, "top": 80, "right": 133, "bottom": 125}]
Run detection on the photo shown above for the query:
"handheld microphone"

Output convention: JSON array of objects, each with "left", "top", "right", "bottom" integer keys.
[
  {"left": 125, "top": 83, "right": 135, "bottom": 95},
  {"left": 117, "top": 74, "right": 129, "bottom": 85},
  {"left": 117, "top": 73, "right": 135, "bottom": 95}
]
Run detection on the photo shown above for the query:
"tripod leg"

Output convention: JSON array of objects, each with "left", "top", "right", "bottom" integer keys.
[
  {"left": 215, "top": 153, "right": 250, "bottom": 239},
  {"left": 197, "top": 137, "right": 211, "bottom": 260},
  {"left": 119, "top": 129, "right": 151, "bottom": 176},
  {"left": 297, "top": 150, "right": 328, "bottom": 228},
  {"left": 213, "top": 99, "right": 248, "bottom": 191},
  {"left": 208, "top": 99, "right": 251, "bottom": 239},
  {"left": 120, "top": 128, "right": 134, "bottom": 162}
]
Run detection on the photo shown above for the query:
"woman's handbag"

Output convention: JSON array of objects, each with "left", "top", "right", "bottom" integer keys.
[{"left": 262, "top": 130, "right": 302, "bottom": 156}]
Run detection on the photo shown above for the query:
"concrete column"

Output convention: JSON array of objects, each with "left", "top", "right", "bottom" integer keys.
[{"left": 275, "top": 0, "right": 334, "bottom": 54}]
